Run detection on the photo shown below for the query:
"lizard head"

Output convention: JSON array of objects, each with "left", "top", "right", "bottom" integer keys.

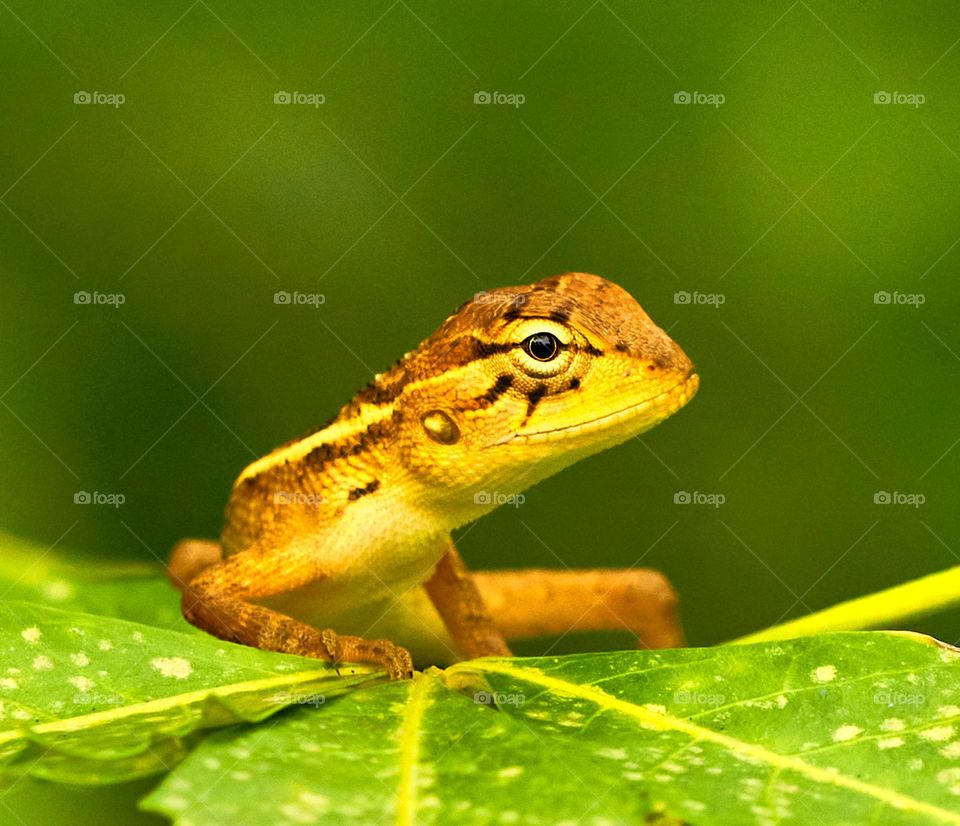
[{"left": 393, "top": 272, "right": 698, "bottom": 521}]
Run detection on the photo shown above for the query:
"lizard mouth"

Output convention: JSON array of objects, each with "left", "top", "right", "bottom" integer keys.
[{"left": 489, "top": 372, "right": 699, "bottom": 446}]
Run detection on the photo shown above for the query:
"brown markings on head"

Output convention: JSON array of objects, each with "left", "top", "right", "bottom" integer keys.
[
  {"left": 347, "top": 479, "right": 380, "bottom": 501},
  {"left": 317, "top": 273, "right": 682, "bottom": 437},
  {"left": 524, "top": 383, "right": 548, "bottom": 421},
  {"left": 472, "top": 339, "right": 516, "bottom": 360},
  {"left": 549, "top": 303, "right": 572, "bottom": 324},
  {"left": 479, "top": 374, "right": 514, "bottom": 406}
]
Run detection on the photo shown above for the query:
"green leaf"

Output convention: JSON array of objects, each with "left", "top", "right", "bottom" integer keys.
[
  {"left": 465, "top": 633, "right": 960, "bottom": 824},
  {"left": 144, "top": 633, "right": 960, "bottom": 825},
  {"left": 0, "top": 532, "right": 185, "bottom": 631},
  {"left": 142, "top": 673, "right": 651, "bottom": 825},
  {"left": 0, "top": 602, "right": 383, "bottom": 784}
]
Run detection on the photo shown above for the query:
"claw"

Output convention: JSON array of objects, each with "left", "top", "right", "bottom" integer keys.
[
  {"left": 318, "top": 627, "right": 343, "bottom": 674},
  {"left": 387, "top": 644, "right": 415, "bottom": 680}
]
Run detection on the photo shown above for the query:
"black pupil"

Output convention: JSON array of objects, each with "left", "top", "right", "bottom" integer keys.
[{"left": 526, "top": 333, "right": 559, "bottom": 361}]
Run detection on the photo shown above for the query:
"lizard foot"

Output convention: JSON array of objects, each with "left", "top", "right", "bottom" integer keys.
[{"left": 318, "top": 628, "right": 414, "bottom": 680}]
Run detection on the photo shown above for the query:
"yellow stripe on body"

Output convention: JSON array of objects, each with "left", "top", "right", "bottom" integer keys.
[{"left": 234, "top": 362, "right": 490, "bottom": 485}]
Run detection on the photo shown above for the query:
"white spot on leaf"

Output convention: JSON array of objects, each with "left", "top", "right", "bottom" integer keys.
[
  {"left": 812, "top": 665, "right": 836, "bottom": 683},
  {"left": 941, "top": 742, "right": 960, "bottom": 759},
  {"left": 937, "top": 768, "right": 960, "bottom": 795},
  {"left": 920, "top": 725, "right": 955, "bottom": 743},
  {"left": 299, "top": 792, "right": 328, "bottom": 811},
  {"left": 20, "top": 627, "right": 41, "bottom": 644},
  {"left": 832, "top": 725, "right": 862, "bottom": 743},
  {"left": 69, "top": 676, "right": 94, "bottom": 692},
  {"left": 150, "top": 657, "right": 192, "bottom": 679},
  {"left": 160, "top": 796, "right": 188, "bottom": 812}
]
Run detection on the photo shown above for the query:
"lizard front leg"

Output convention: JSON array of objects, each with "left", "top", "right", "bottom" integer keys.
[
  {"left": 424, "top": 539, "right": 512, "bottom": 659},
  {"left": 176, "top": 541, "right": 413, "bottom": 679}
]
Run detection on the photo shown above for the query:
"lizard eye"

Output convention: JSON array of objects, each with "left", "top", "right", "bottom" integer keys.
[{"left": 523, "top": 332, "right": 560, "bottom": 361}]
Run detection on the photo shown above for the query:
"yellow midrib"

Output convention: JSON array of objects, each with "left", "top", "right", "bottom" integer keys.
[
  {"left": 396, "top": 676, "right": 432, "bottom": 826},
  {"left": 0, "top": 666, "right": 377, "bottom": 744},
  {"left": 467, "top": 660, "right": 960, "bottom": 824}
]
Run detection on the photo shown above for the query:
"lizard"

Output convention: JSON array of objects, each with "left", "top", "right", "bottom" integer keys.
[{"left": 169, "top": 271, "right": 699, "bottom": 678}]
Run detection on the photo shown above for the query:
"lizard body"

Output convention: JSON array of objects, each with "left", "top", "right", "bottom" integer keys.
[{"left": 172, "top": 272, "right": 698, "bottom": 676}]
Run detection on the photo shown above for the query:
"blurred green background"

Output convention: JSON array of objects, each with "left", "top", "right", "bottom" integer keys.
[
  {"left": 0, "top": 2, "right": 960, "bottom": 644},
  {"left": 4, "top": 0, "right": 960, "bottom": 645},
  {"left": 2, "top": 2, "right": 960, "bottom": 818}
]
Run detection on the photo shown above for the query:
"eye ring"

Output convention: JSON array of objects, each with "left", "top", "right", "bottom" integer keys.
[{"left": 523, "top": 332, "right": 560, "bottom": 362}]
